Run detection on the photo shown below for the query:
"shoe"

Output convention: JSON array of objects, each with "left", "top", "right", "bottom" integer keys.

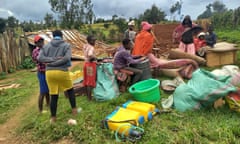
[
  {"left": 72, "top": 108, "right": 78, "bottom": 116},
  {"left": 50, "top": 117, "right": 56, "bottom": 124}
]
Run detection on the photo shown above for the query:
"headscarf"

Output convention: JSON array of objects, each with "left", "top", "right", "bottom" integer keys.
[{"left": 141, "top": 21, "right": 152, "bottom": 31}]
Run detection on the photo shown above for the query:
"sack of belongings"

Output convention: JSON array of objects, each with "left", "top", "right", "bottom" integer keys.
[
  {"left": 173, "top": 69, "right": 237, "bottom": 112},
  {"left": 93, "top": 63, "right": 120, "bottom": 101}
]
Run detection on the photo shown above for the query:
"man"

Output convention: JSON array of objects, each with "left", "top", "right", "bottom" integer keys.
[
  {"left": 38, "top": 30, "right": 77, "bottom": 123},
  {"left": 124, "top": 20, "right": 136, "bottom": 48},
  {"left": 113, "top": 38, "right": 145, "bottom": 85},
  {"left": 32, "top": 35, "right": 50, "bottom": 113}
]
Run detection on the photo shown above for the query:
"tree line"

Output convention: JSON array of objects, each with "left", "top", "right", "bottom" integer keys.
[{"left": 0, "top": 0, "right": 239, "bottom": 41}]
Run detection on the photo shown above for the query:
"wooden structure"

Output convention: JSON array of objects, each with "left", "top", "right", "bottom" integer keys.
[
  {"left": 0, "top": 30, "right": 30, "bottom": 73},
  {"left": 206, "top": 42, "right": 239, "bottom": 67}
]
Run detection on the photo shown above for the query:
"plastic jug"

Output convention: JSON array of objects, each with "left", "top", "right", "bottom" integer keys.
[
  {"left": 103, "top": 107, "right": 144, "bottom": 141},
  {"left": 122, "top": 100, "right": 160, "bottom": 121}
]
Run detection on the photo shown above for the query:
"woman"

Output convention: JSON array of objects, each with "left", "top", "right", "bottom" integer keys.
[
  {"left": 38, "top": 30, "right": 77, "bottom": 123},
  {"left": 133, "top": 21, "right": 199, "bottom": 79}
]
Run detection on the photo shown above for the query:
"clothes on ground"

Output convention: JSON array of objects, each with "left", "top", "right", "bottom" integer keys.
[
  {"left": 173, "top": 69, "right": 237, "bottom": 112},
  {"left": 147, "top": 53, "right": 198, "bottom": 79},
  {"left": 83, "top": 62, "right": 97, "bottom": 87},
  {"left": 132, "top": 30, "right": 154, "bottom": 56}
]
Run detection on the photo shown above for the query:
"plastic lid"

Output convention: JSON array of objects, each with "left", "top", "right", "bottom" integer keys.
[
  {"left": 138, "top": 116, "right": 145, "bottom": 124},
  {"left": 147, "top": 112, "right": 153, "bottom": 121}
]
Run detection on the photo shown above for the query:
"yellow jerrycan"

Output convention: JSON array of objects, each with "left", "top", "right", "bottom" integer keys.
[
  {"left": 103, "top": 106, "right": 144, "bottom": 141},
  {"left": 122, "top": 100, "right": 160, "bottom": 121}
]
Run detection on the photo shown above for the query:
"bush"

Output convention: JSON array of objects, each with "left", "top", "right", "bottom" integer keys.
[{"left": 20, "top": 56, "right": 35, "bottom": 69}]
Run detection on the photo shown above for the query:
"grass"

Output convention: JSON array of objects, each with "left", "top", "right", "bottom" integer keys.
[
  {"left": 1, "top": 65, "right": 240, "bottom": 144},
  {"left": 0, "top": 70, "right": 38, "bottom": 124},
  {"left": 1, "top": 30, "right": 240, "bottom": 143}
]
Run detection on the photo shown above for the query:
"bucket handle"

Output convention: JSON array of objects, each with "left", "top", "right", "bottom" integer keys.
[{"left": 130, "top": 87, "right": 140, "bottom": 93}]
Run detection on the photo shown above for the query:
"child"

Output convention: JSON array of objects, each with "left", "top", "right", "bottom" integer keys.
[
  {"left": 83, "top": 35, "right": 97, "bottom": 101},
  {"left": 194, "top": 32, "right": 207, "bottom": 57},
  {"left": 205, "top": 26, "right": 217, "bottom": 48},
  {"left": 32, "top": 35, "right": 50, "bottom": 113}
]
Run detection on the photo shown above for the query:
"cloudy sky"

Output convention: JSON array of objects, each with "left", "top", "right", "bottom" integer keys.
[{"left": 1, "top": 0, "right": 240, "bottom": 21}]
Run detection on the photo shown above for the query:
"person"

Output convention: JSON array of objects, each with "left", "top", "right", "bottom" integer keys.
[
  {"left": 205, "top": 25, "right": 217, "bottom": 47},
  {"left": 32, "top": 35, "right": 50, "bottom": 113},
  {"left": 37, "top": 30, "right": 77, "bottom": 123},
  {"left": 133, "top": 21, "right": 199, "bottom": 79},
  {"left": 132, "top": 21, "right": 154, "bottom": 56},
  {"left": 113, "top": 38, "right": 145, "bottom": 85},
  {"left": 194, "top": 32, "right": 207, "bottom": 57},
  {"left": 124, "top": 20, "right": 137, "bottom": 50},
  {"left": 83, "top": 35, "right": 97, "bottom": 101},
  {"left": 172, "top": 15, "right": 197, "bottom": 44}
]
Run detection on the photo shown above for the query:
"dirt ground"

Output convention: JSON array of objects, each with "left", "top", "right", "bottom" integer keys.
[
  {"left": 152, "top": 23, "right": 179, "bottom": 54},
  {"left": 0, "top": 62, "right": 83, "bottom": 144}
]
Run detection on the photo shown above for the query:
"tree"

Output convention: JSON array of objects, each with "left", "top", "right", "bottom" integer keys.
[
  {"left": 44, "top": 13, "right": 54, "bottom": 28},
  {"left": 139, "top": 4, "right": 166, "bottom": 24},
  {"left": 7, "top": 16, "right": 18, "bottom": 28},
  {"left": 113, "top": 18, "right": 127, "bottom": 33},
  {"left": 197, "top": 4, "right": 212, "bottom": 19},
  {"left": 0, "top": 18, "right": 6, "bottom": 33},
  {"left": 212, "top": 0, "right": 227, "bottom": 13},
  {"left": 49, "top": 0, "right": 95, "bottom": 28},
  {"left": 81, "top": 0, "right": 95, "bottom": 24},
  {"left": 170, "top": 0, "right": 183, "bottom": 20}
]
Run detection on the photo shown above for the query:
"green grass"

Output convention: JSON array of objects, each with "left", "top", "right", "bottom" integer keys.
[
  {"left": 1, "top": 67, "right": 239, "bottom": 143},
  {"left": 216, "top": 30, "right": 240, "bottom": 45},
  {"left": 2, "top": 29, "right": 240, "bottom": 143},
  {"left": 0, "top": 70, "right": 38, "bottom": 124}
]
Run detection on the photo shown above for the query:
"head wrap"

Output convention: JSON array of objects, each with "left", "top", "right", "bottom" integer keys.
[{"left": 141, "top": 21, "right": 152, "bottom": 31}]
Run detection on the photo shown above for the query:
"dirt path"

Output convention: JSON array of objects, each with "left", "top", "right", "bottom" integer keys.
[
  {"left": 0, "top": 63, "right": 82, "bottom": 144},
  {"left": 0, "top": 90, "right": 37, "bottom": 144}
]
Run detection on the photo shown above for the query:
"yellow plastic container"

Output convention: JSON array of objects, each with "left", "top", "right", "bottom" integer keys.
[
  {"left": 70, "top": 70, "right": 83, "bottom": 81},
  {"left": 122, "top": 100, "right": 160, "bottom": 121},
  {"left": 105, "top": 107, "right": 144, "bottom": 135}
]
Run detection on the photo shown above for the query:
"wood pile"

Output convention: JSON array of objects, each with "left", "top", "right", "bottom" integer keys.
[{"left": 25, "top": 30, "right": 116, "bottom": 59}]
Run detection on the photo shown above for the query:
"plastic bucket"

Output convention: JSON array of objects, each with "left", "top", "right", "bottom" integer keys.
[
  {"left": 130, "top": 58, "right": 152, "bottom": 84},
  {"left": 129, "top": 79, "right": 160, "bottom": 102}
]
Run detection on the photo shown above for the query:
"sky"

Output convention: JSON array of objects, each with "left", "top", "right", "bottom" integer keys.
[{"left": 1, "top": 0, "right": 240, "bottom": 22}]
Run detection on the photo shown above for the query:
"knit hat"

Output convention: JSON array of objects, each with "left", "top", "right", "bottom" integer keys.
[
  {"left": 197, "top": 32, "right": 205, "bottom": 38},
  {"left": 141, "top": 21, "right": 152, "bottom": 30},
  {"left": 34, "top": 35, "right": 43, "bottom": 43}
]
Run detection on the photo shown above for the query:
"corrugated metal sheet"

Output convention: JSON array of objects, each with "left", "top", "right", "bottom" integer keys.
[{"left": 25, "top": 30, "right": 116, "bottom": 59}]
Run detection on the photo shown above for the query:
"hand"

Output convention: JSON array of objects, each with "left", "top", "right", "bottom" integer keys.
[{"left": 140, "top": 57, "right": 146, "bottom": 61}]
